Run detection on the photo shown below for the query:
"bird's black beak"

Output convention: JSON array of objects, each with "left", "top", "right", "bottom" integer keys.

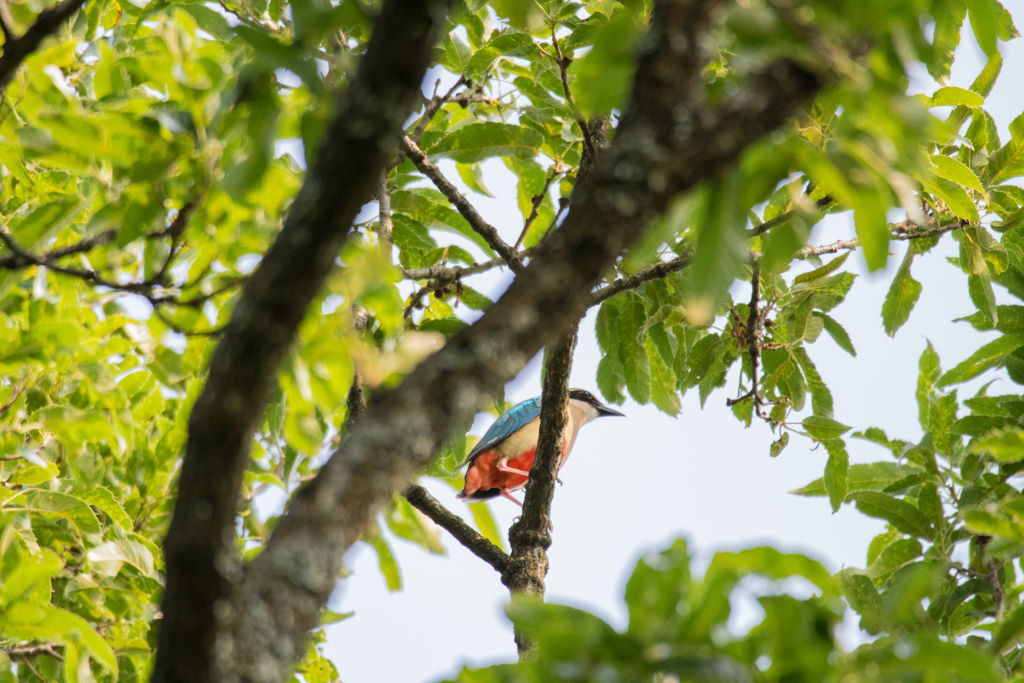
[{"left": 596, "top": 403, "right": 625, "bottom": 418}]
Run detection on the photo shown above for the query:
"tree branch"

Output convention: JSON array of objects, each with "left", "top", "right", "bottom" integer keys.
[
  {"left": 400, "top": 135, "right": 524, "bottom": 272},
  {"left": 228, "top": 2, "right": 824, "bottom": 679},
  {"left": 0, "top": 228, "right": 118, "bottom": 269},
  {"left": 2, "top": 643, "right": 65, "bottom": 662},
  {"left": 550, "top": 28, "right": 598, "bottom": 162},
  {"left": 412, "top": 75, "right": 465, "bottom": 143},
  {"left": 404, "top": 484, "right": 510, "bottom": 573},
  {"left": 0, "top": 0, "right": 88, "bottom": 91},
  {"left": 377, "top": 171, "right": 394, "bottom": 265},
  {"left": 152, "top": 0, "right": 453, "bottom": 680},
  {"left": 504, "top": 322, "right": 578, "bottom": 657},
  {"left": 401, "top": 246, "right": 538, "bottom": 282},
  {"left": 796, "top": 218, "right": 968, "bottom": 258},
  {"left": 588, "top": 255, "right": 691, "bottom": 307},
  {"left": 514, "top": 163, "right": 562, "bottom": 250}
]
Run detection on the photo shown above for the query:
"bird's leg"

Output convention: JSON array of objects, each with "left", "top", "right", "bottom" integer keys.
[
  {"left": 502, "top": 490, "right": 555, "bottom": 531},
  {"left": 500, "top": 489, "right": 523, "bottom": 507},
  {"left": 556, "top": 477, "right": 563, "bottom": 485},
  {"left": 498, "top": 464, "right": 531, "bottom": 477}
]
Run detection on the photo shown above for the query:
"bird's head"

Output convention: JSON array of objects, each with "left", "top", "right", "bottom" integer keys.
[{"left": 568, "top": 388, "right": 625, "bottom": 420}]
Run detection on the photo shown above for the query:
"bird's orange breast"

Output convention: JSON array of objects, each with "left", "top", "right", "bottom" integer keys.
[{"left": 463, "top": 437, "right": 570, "bottom": 497}]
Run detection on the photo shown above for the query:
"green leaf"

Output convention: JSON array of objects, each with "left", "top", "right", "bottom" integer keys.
[
  {"left": 922, "top": 178, "right": 980, "bottom": 222},
  {"left": 384, "top": 495, "right": 446, "bottom": 555},
  {"left": 866, "top": 538, "right": 922, "bottom": 579},
  {"left": 711, "top": 546, "right": 838, "bottom": 598},
  {"left": 917, "top": 341, "right": 941, "bottom": 431},
  {"left": 625, "top": 538, "right": 691, "bottom": 641},
  {"left": 686, "top": 176, "right": 747, "bottom": 324},
  {"left": 319, "top": 608, "right": 354, "bottom": 625},
  {"left": 6, "top": 490, "right": 101, "bottom": 535},
  {"left": 823, "top": 438, "right": 849, "bottom": 513},
  {"left": 938, "top": 335, "right": 1024, "bottom": 386},
  {"left": 362, "top": 523, "right": 402, "bottom": 591},
  {"left": 992, "top": 602, "right": 1024, "bottom": 654},
  {"left": 848, "top": 491, "right": 934, "bottom": 540},
  {"left": 465, "top": 33, "right": 535, "bottom": 76},
  {"left": 391, "top": 189, "right": 495, "bottom": 256},
  {"left": 852, "top": 186, "right": 889, "bottom": 271},
  {"left": 622, "top": 341, "right": 651, "bottom": 405},
  {"left": 70, "top": 486, "right": 132, "bottom": 531},
  {"left": 596, "top": 353, "right": 627, "bottom": 405},
  {"left": 930, "top": 155, "right": 985, "bottom": 193},
  {"left": 801, "top": 416, "right": 851, "bottom": 441},
  {"left": 39, "top": 606, "right": 118, "bottom": 675},
  {"left": 429, "top": 123, "right": 543, "bottom": 164},
  {"left": 971, "top": 53, "right": 1002, "bottom": 97},
  {"left": 793, "top": 252, "right": 849, "bottom": 284},
  {"left": 645, "top": 338, "right": 680, "bottom": 416},
  {"left": 929, "top": 86, "right": 985, "bottom": 107},
  {"left": 841, "top": 570, "right": 883, "bottom": 634},
  {"left": 468, "top": 502, "right": 505, "bottom": 552},
  {"left": 818, "top": 313, "right": 856, "bottom": 356},
  {"left": 87, "top": 539, "right": 158, "bottom": 579},
  {"left": 881, "top": 246, "right": 922, "bottom": 337},
  {"left": 969, "top": 429, "right": 1024, "bottom": 462},
  {"left": 790, "top": 462, "right": 910, "bottom": 497},
  {"left": 795, "top": 349, "right": 833, "bottom": 418},
  {"left": 572, "top": 14, "right": 641, "bottom": 115},
  {"left": 967, "top": 0, "right": 999, "bottom": 56},
  {"left": 928, "top": 0, "right": 968, "bottom": 81},
  {"left": 456, "top": 163, "right": 495, "bottom": 198}
]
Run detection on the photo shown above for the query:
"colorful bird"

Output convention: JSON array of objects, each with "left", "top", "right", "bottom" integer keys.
[{"left": 458, "top": 389, "right": 624, "bottom": 507}]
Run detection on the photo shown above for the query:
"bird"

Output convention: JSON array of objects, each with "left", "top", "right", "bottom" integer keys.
[{"left": 457, "top": 388, "right": 624, "bottom": 507}]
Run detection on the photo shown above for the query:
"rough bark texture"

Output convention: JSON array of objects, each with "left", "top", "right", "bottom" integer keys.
[
  {"left": 227, "top": 2, "right": 823, "bottom": 681},
  {"left": 152, "top": 1, "right": 451, "bottom": 681},
  {"left": 503, "top": 325, "right": 579, "bottom": 657},
  {"left": 405, "top": 484, "right": 510, "bottom": 572}
]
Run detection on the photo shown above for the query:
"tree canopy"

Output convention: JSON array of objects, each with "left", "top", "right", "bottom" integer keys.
[{"left": 2, "top": 0, "right": 1024, "bottom": 681}]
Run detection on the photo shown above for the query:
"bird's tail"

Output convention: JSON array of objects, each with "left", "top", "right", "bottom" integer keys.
[{"left": 456, "top": 487, "right": 500, "bottom": 502}]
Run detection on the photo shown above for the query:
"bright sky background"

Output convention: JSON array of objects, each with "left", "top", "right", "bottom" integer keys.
[{"left": 264, "top": 12, "right": 1024, "bottom": 683}]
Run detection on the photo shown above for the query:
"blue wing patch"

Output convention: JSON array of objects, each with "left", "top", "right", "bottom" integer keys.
[{"left": 461, "top": 396, "right": 542, "bottom": 468}]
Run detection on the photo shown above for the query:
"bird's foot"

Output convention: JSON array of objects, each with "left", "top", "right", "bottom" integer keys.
[
  {"left": 511, "top": 515, "right": 555, "bottom": 532},
  {"left": 556, "top": 477, "right": 563, "bottom": 486}
]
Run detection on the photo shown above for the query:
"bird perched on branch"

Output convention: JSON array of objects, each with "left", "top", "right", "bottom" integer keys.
[{"left": 458, "top": 389, "right": 624, "bottom": 507}]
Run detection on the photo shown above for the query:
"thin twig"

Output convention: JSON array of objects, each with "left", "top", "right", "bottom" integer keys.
[
  {"left": 0, "top": 229, "right": 118, "bottom": 269},
  {"left": 377, "top": 171, "right": 394, "bottom": 265},
  {"left": 588, "top": 255, "right": 691, "bottom": 307},
  {"left": 404, "top": 484, "right": 510, "bottom": 573},
  {"left": 3, "top": 643, "right": 65, "bottom": 662},
  {"left": 796, "top": 218, "right": 968, "bottom": 258},
  {"left": 513, "top": 164, "right": 562, "bottom": 250},
  {"left": 403, "top": 284, "right": 431, "bottom": 319},
  {"left": 400, "top": 136, "right": 523, "bottom": 272},
  {"left": 747, "top": 196, "right": 834, "bottom": 238},
  {"left": 0, "top": 379, "right": 27, "bottom": 419},
  {"left": 401, "top": 246, "right": 538, "bottom": 282},
  {"left": 549, "top": 29, "right": 597, "bottom": 162},
  {"left": 412, "top": 76, "right": 466, "bottom": 143},
  {"left": 797, "top": 238, "right": 859, "bottom": 258},
  {"left": 746, "top": 261, "right": 770, "bottom": 423}
]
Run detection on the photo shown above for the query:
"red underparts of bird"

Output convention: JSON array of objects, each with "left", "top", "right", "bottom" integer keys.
[{"left": 457, "top": 389, "right": 625, "bottom": 510}]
